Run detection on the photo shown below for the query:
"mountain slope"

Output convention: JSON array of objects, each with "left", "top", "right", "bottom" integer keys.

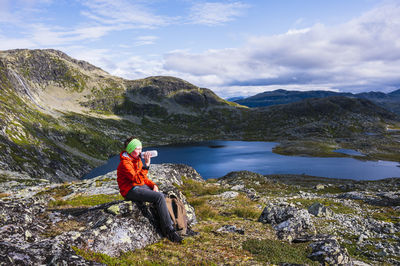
[
  {"left": 241, "top": 96, "right": 397, "bottom": 140},
  {"left": 0, "top": 49, "right": 244, "bottom": 180},
  {"left": 0, "top": 49, "right": 399, "bottom": 181},
  {"left": 235, "top": 89, "right": 400, "bottom": 114}
]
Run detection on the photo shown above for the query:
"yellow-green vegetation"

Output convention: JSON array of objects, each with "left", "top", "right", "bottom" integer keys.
[
  {"left": 49, "top": 194, "right": 123, "bottom": 208},
  {"left": 371, "top": 207, "right": 400, "bottom": 223},
  {"left": 42, "top": 219, "right": 85, "bottom": 238},
  {"left": 72, "top": 247, "right": 133, "bottom": 266},
  {"left": 179, "top": 176, "right": 227, "bottom": 197},
  {"left": 273, "top": 140, "right": 345, "bottom": 158},
  {"left": 94, "top": 178, "right": 116, "bottom": 187},
  {"left": 228, "top": 194, "right": 261, "bottom": 220},
  {"left": 186, "top": 196, "right": 219, "bottom": 220},
  {"left": 167, "top": 87, "right": 203, "bottom": 97},
  {"left": 242, "top": 175, "right": 300, "bottom": 196},
  {"left": 37, "top": 184, "right": 73, "bottom": 200},
  {"left": 369, "top": 151, "right": 400, "bottom": 163},
  {"left": 223, "top": 99, "right": 248, "bottom": 108},
  {"left": 243, "top": 239, "right": 318, "bottom": 265}
]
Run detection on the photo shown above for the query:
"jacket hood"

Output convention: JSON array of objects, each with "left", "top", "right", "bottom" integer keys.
[{"left": 119, "top": 151, "right": 139, "bottom": 162}]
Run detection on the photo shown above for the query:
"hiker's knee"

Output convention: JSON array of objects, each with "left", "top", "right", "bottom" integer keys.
[{"left": 154, "top": 191, "right": 164, "bottom": 202}]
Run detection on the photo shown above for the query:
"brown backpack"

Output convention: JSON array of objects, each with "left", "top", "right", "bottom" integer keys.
[{"left": 165, "top": 194, "right": 188, "bottom": 235}]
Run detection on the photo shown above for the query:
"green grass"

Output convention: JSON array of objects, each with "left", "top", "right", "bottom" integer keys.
[
  {"left": 242, "top": 239, "right": 318, "bottom": 265},
  {"left": 273, "top": 140, "right": 345, "bottom": 158},
  {"left": 179, "top": 177, "right": 226, "bottom": 197},
  {"left": 49, "top": 194, "right": 123, "bottom": 207},
  {"left": 371, "top": 207, "right": 400, "bottom": 223},
  {"left": 228, "top": 194, "right": 261, "bottom": 220},
  {"left": 72, "top": 247, "right": 146, "bottom": 266},
  {"left": 230, "top": 207, "right": 260, "bottom": 219}
]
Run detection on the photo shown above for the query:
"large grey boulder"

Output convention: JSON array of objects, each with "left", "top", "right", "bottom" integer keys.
[
  {"left": 0, "top": 163, "right": 201, "bottom": 264},
  {"left": 258, "top": 204, "right": 316, "bottom": 242},
  {"left": 308, "top": 202, "right": 334, "bottom": 218},
  {"left": 308, "top": 238, "right": 353, "bottom": 265}
]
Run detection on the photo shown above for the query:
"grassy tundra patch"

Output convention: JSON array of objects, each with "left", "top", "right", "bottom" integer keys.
[
  {"left": 243, "top": 239, "right": 318, "bottom": 265},
  {"left": 49, "top": 194, "right": 123, "bottom": 208}
]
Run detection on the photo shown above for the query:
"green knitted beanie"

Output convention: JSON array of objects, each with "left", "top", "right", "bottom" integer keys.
[{"left": 126, "top": 139, "right": 142, "bottom": 154}]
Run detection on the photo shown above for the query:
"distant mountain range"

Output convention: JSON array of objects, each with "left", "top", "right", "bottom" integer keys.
[
  {"left": 233, "top": 89, "right": 400, "bottom": 114},
  {"left": 0, "top": 49, "right": 399, "bottom": 181}
]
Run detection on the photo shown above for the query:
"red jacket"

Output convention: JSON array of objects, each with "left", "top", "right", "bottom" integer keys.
[{"left": 117, "top": 151, "right": 156, "bottom": 197}]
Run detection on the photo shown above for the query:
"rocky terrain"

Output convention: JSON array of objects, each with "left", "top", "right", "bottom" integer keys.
[
  {"left": 1, "top": 164, "right": 399, "bottom": 265},
  {"left": 1, "top": 49, "right": 399, "bottom": 182},
  {"left": 0, "top": 164, "right": 201, "bottom": 264}
]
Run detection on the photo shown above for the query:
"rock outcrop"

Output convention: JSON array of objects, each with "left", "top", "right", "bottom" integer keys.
[
  {"left": 0, "top": 164, "right": 201, "bottom": 264},
  {"left": 218, "top": 171, "right": 400, "bottom": 265},
  {"left": 308, "top": 238, "right": 352, "bottom": 265},
  {"left": 258, "top": 204, "right": 316, "bottom": 242},
  {"left": 308, "top": 202, "right": 334, "bottom": 218}
]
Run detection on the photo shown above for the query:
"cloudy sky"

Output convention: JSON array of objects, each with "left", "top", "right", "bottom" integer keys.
[{"left": 1, "top": 0, "right": 399, "bottom": 98}]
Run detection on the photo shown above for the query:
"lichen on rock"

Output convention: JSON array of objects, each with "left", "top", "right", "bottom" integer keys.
[{"left": 0, "top": 163, "right": 200, "bottom": 264}]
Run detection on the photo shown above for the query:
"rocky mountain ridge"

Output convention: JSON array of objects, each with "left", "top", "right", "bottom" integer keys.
[{"left": 0, "top": 49, "right": 399, "bottom": 182}]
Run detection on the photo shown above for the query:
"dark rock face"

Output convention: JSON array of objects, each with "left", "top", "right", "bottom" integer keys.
[
  {"left": 0, "top": 164, "right": 200, "bottom": 264},
  {"left": 258, "top": 204, "right": 316, "bottom": 242}
]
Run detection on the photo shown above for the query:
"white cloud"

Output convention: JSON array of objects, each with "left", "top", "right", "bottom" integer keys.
[
  {"left": 110, "top": 55, "right": 166, "bottom": 79},
  {"left": 0, "top": 35, "right": 36, "bottom": 50},
  {"left": 134, "top": 35, "right": 158, "bottom": 46},
  {"left": 189, "top": 1, "right": 249, "bottom": 26},
  {"left": 81, "top": 0, "right": 170, "bottom": 28},
  {"left": 66, "top": 47, "right": 116, "bottom": 72},
  {"left": 0, "top": 0, "right": 170, "bottom": 51},
  {"left": 162, "top": 2, "right": 400, "bottom": 95}
]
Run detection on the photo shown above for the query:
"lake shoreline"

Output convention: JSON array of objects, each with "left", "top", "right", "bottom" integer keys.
[{"left": 84, "top": 140, "right": 400, "bottom": 181}]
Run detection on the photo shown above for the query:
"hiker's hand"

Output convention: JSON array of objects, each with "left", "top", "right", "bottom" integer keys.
[
  {"left": 153, "top": 185, "right": 159, "bottom": 192},
  {"left": 142, "top": 151, "right": 151, "bottom": 167}
]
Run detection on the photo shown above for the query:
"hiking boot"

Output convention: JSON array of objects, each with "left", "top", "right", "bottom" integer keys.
[
  {"left": 167, "top": 229, "right": 183, "bottom": 243},
  {"left": 185, "top": 227, "right": 199, "bottom": 237}
]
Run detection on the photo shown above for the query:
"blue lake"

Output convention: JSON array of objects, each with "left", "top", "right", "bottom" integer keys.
[{"left": 84, "top": 141, "right": 400, "bottom": 181}]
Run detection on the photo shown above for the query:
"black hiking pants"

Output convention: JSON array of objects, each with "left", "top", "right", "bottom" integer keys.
[{"left": 125, "top": 185, "right": 173, "bottom": 233}]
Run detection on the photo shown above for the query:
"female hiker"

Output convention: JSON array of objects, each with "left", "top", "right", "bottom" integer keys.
[{"left": 116, "top": 136, "right": 183, "bottom": 243}]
